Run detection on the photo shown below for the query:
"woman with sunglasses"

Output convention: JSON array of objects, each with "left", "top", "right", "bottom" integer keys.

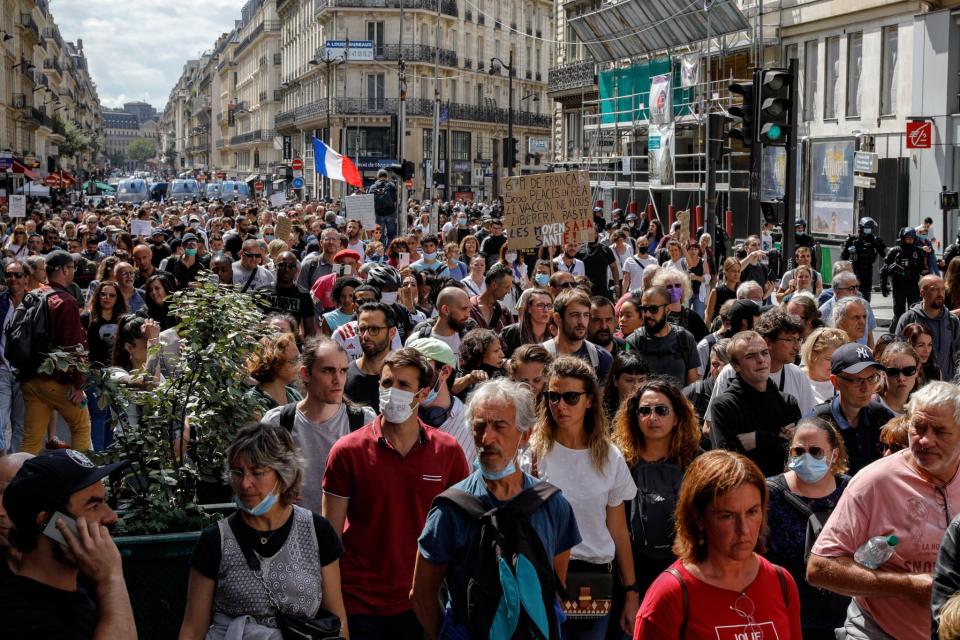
[
  {"left": 635, "top": 450, "right": 801, "bottom": 639},
  {"left": 901, "top": 322, "right": 942, "bottom": 382},
  {"left": 526, "top": 356, "right": 638, "bottom": 639},
  {"left": 4, "top": 225, "right": 28, "bottom": 259},
  {"left": 611, "top": 379, "right": 700, "bottom": 603},
  {"left": 765, "top": 417, "right": 850, "bottom": 639},
  {"left": 874, "top": 341, "right": 921, "bottom": 416}
]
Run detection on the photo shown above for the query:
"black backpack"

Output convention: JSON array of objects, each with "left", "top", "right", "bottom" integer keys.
[
  {"left": 5, "top": 288, "right": 57, "bottom": 376},
  {"left": 371, "top": 181, "right": 394, "bottom": 213},
  {"left": 278, "top": 401, "right": 368, "bottom": 432},
  {"left": 434, "top": 482, "right": 562, "bottom": 640},
  {"left": 629, "top": 463, "right": 684, "bottom": 566}
]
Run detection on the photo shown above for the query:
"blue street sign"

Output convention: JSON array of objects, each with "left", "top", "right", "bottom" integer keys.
[{"left": 292, "top": 177, "right": 304, "bottom": 189}]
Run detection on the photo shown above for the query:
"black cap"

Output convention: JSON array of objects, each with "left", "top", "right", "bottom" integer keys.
[
  {"left": 830, "top": 343, "right": 880, "bottom": 375},
  {"left": 728, "top": 299, "right": 761, "bottom": 328},
  {"left": 3, "top": 450, "right": 129, "bottom": 531},
  {"left": 45, "top": 250, "right": 74, "bottom": 270},
  {"left": 181, "top": 233, "right": 199, "bottom": 243}
]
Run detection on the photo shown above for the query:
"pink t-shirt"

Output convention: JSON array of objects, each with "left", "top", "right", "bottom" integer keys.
[{"left": 812, "top": 451, "right": 960, "bottom": 639}]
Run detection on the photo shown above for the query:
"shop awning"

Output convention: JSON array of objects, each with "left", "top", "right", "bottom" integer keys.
[
  {"left": 272, "top": 179, "right": 286, "bottom": 189},
  {"left": 59, "top": 170, "right": 76, "bottom": 186},
  {"left": 569, "top": 0, "right": 750, "bottom": 63},
  {"left": 12, "top": 160, "right": 40, "bottom": 181},
  {"left": 81, "top": 180, "right": 115, "bottom": 193}
]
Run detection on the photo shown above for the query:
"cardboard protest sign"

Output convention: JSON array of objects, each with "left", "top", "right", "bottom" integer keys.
[{"left": 504, "top": 171, "right": 595, "bottom": 249}]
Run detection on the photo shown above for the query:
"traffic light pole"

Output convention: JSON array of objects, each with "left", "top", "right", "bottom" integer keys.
[
  {"left": 507, "top": 48, "right": 514, "bottom": 177},
  {"left": 746, "top": 68, "right": 763, "bottom": 238},
  {"left": 782, "top": 57, "right": 799, "bottom": 264}
]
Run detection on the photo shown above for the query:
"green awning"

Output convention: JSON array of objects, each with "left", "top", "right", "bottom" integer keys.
[{"left": 82, "top": 180, "right": 115, "bottom": 192}]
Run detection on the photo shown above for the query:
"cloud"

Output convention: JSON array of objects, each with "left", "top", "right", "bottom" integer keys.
[{"left": 52, "top": 0, "right": 241, "bottom": 111}]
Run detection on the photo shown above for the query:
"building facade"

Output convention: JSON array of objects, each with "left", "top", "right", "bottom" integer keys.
[
  {"left": 103, "top": 109, "right": 139, "bottom": 169},
  {"left": 123, "top": 100, "right": 157, "bottom": 124}
]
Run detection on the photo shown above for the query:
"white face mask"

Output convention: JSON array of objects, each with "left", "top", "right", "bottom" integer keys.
[
  {"left": 379, "top": 386, "right": 417, "bottom": 423},
  {"left": 381, "top": 291, "right": 398, "bottom": 305},
  {"left": 505, "top": 252, "right": 517, "bottom": 263}
]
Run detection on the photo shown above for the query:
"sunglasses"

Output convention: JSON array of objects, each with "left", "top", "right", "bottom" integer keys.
[
  {"left": 557, "top": 282, "right": 576, "bottom": 289},
  {"left": 243, "top": 251, "right": 262, "bottom": 258},
  {"left": 877, "top": 442, "right": 905, "bottom": 455},
  {"left": 546, "top": 390, "right": 587, "bottom": 405},
  {"left": 664, "top": 283, "right": 682, "bottom": 290},
  {"left": 6, "top": 272, "right": 24, "bottom": 279},
  {"left": 884, "top": 365, "right": 918, "bottom": 378},
  {"left": 277, "top": 263, "right": 298, "bottom": 270},
  {"left": 878, "top": 334, "right": 907, "bottom": 346},
  {"left": 637, "top": 404, "right": 671, "bottom": 417},
  {"left": 790, "top": 446, "right": 827, "bottom": 459},
  {"left": 638, "top": 303, "right": 667, "bottom": 315}
]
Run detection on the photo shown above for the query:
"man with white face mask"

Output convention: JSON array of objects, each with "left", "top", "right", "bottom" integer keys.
[{"left": 323, "top": 348, "right": 469, "bottom": 640}]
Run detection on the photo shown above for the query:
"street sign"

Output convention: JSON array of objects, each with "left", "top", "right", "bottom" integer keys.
[
  {"left": 292, "top": 170, "right": 303, "bottom": 179},
  {"left": 325, "top": 40, "right": 374, "bottom": 61},
  {"left": 853, "top": 175, "right": 876, "bottom": 189},
  {"left": 404, "top": 179, "right": 413, "bottom": 189},
  {"left": 0, "top": 153, "right": 11, "bottom": 172},
  {"left": 907, "top": 121, "right": 933, "bottom": 149},
  {"left": 292, "top": 177, "right": 304, "bottom": 189},
  {"left": 44, "top": 174, "right": 59, "bottom": 187},
  {"left": 291, "top": 158, "right": 304, "bottom": 171},
  {"left": 854, "top": 152, "right": 878, "bottom": 174},
  {"left": 254, "top": 181, "right": 264, "bottom": 192}
]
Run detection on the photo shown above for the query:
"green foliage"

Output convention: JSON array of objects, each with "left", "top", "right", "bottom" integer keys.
[
  {"left": 126, "top": 137, "right": 157, "bottom": 164},
  {"left": 58, "top": 120, "right": 93, "bottom": 159},
  {"left": 90, "top": 279, "right": 271, "bottom": 535}
]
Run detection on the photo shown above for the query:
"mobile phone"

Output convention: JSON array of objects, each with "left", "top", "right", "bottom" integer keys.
[
  {"left": 333, "top": 264, "right": 352, "bottom": 276},
  {"left": 43, "top": 511, "right": 79, "bottom": 546},
  {"left": 398, "top": 252, "right": 410, "bottom": 269}
]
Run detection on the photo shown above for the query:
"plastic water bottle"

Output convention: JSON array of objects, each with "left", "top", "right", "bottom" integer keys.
[{"left": 854, "top": 535, "right": 899, "bottom": 569}]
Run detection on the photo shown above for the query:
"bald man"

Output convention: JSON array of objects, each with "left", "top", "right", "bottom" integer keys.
[
  {"left": 0, "top": 452, "right": 33, "bottom": 579},
  {"left": 894, "top": 274, "right": 960, "bottom": 379},
  {"left": 406, "top": 286, "right": 476, "bottom": 359}
]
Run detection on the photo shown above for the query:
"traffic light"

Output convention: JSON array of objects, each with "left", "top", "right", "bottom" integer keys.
[
  {"left": 386, "top": 160, "right": 415, "bottom": 181},
  {"left": 727, "top": 78, "right": 756, "bottom": 148},
  {"left": 502, "top": 137, "right": 519, "bottom": 168},
  {"left": 756, "top": 69, "right": 793, "bottom": 146}
]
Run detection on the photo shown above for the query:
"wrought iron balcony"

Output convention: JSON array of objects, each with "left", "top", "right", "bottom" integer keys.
[
  {"left": 465, "top": 9, "right": 472, "bottom": 20},
  {"left": 43, "top": 58, "right": 62, "bottom": 75},
  {"left": 547, "top": 59, "right": 597, "bottom": 95},
  {"left": 12, "top": 94, "right": 26, "bottom": 109},
  {"left": 381, "top": 44, "right": 457, "bottom": 67},
  {"left": 229, "top": 129, "right": 277, "bottom": 146},
  {"left": 314, "top": 0, "right": 458, "bottom": 17},
  {"left": 18, "top": 13, "right": 38, "bottom": 40},
  {"left": 464, "top": 58, "right": 472, "bottom": 69},
  {"left": 275, "top": 109, "right": 296, "bottom": 127}
]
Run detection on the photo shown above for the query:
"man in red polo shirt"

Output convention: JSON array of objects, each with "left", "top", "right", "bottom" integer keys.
[{"left": 323, "top": 347, "right": 469, "bottom": 640}]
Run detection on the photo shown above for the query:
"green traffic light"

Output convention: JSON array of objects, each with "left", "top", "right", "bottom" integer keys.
[{"left": 767, "top": 124, "right": 782, "bottom": 141}]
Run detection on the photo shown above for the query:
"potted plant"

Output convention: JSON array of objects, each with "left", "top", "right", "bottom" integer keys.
[{"left": 48, "top": 280, "right": 270, "bottom": 638}]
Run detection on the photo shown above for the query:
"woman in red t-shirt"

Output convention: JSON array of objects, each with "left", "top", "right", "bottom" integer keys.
[{"left": 634, "top": 450, "right": 802, "bottom": 639}]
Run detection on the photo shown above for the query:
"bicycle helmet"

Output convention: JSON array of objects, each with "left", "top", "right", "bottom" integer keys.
[{"left": 366, "top": 264, "right": 403, "bottom": 291}]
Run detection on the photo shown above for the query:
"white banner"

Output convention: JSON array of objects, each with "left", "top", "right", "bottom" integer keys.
[
  {"left": 648, "top": 123, "right": 675, "bottom": 187},
  {"left": 649, "top": 73, "right": 673, "bottom": 125},
  {"left": 680, "top": 53, "right": 699, "bottom": 88}
]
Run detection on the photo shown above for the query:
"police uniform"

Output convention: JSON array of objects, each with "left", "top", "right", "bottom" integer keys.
[
  {"left": 882, "top": 240, "right": 927, "bottom": 330},
  {"left": 841, "top": 233, "right": 886, "bottom": 302}
]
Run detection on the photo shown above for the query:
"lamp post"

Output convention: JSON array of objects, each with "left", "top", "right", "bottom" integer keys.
[
  {"left": 310, "top": 50, "right": 344, "bottom": 199},
  {"left": 489, "top": 49, "right": 514, "bottom": 176}
]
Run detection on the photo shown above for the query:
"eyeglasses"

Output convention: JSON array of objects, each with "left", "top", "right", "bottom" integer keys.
[
  {"left": 877, "top": 441, "right": 904, "bottom": 455},
  {"left": 836, "top": 285, "right": 860, "bottom": 294},
  {"left": 837, "top": 372, "right": 881, "bottom": 387},
  {"left": 357, "top": 324, "right": 387, "bottom": 336},
  {"left": 775, "top": 336, "right": 802, "bottom": 345},
  {"left": 638, "top": 303, "right": 667, "bottom": 315},
  {"left": 546, "top": 390, "right": 588, "bottom": 405},
  {"left": 242, "top": 251, "right": 262, "bottom": 258},
  {"left": 530, "top": 302, "right": 552, "bottom": 310},
  {"left": 277, "top": 262, "right": 298, "bottom": 270},
  {"left": 637, "top": 404, "right": 671, "bottom": 417},
  {"left": 729, "top": 593, "right": 762, "bottom": 639},
  {"left": 790, "top": 446, "right": 826, "bottom": 459},
  {"left": 884, "top": 365, "right": 918, "bottom": 378},
  {"left": 6, "top": 272, "right": 24, "bottom": 279}
]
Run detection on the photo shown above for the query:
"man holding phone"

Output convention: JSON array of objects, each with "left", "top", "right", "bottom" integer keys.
[{"left": 0, "top": 449, "right": 134, "bottom": 639}]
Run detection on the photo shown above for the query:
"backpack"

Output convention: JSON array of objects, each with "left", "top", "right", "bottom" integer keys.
[
  {"left": 542, "top": 338, "right": 599, "bottom": 369},
  {"left": 767, "top": 473, "right": 849, "bottom": 563},
  {"left": 278, "top": 401, "right": 368, "bottom": 432},
  {"left": 5, "top": 288, "right": 57, "bottom": 375},
  {"left": 629, "top": 463, "right": 684, "bottom": 566},
  {"left": 434, "top": 482, "right": 562, "bottom": 640},
  {"left": 371, "top": 181, "right": 394, "bottom": 213}
]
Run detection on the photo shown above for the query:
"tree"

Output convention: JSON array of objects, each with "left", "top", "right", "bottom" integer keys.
[
  {"left": 164, "top": 143, "right": 178, "bottom": 169},
  {"left": 108, "top": 151, "right": 126, "bottom": 169},
  {"left": 126, "top": 137, "right": 157, "bottom": 168},
  {"left": 57, "top": 120, "right": 92, "bottom": 161}
]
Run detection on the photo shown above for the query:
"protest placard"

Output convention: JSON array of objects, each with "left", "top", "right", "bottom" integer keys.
[
  {"left": 9, "top": 195, "right": 25, "bottom": 218},
  {"left": 130, "top": 220, "right": 152, "bottom": 238},
  {"left": 344, "top": 194, "right": 376, "bottom": 228},
  {"left": 503, "top": 171, "right": 595, "bottom": 249},
  {"left": 270, "top": 192, "right": 287, "bottom": 208}
]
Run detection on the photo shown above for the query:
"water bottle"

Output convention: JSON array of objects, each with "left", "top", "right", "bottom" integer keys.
[{"left": 854, "top": 535, "right": 899, "bottom": 569}]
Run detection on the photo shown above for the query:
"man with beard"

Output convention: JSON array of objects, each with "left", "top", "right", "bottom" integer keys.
[
  {"left": 0, "top": 452, "right": 32, "bottom": 581},
  {"left": 625, "top": 287, "right": 700, "bottom": 385},
  {"left": 709, "top": 331, "right": 800, "bottom": 477},
  {"left": 257, "top": 251, "right": 317, "bottom": 337},
  {"left": 345, "top": 302, "right": 398, "bottom": 410},
  {"left": 894, "top": 274, "right": 960, "bottom": 379},
  {"left": 345, "top": 220, "right": 366, "bottom": 262},
  {"left": 407, "top": 287, "right": 476, "bottom": 362},
  {"left": 0, "top": 449, "right": 135, "bottom": 638},
  {"left": 588, "top": 296, "right": 624, "bottom": 356},
  {"left": 553, "top": 240, "right": 586, "bottom": 276},
  {"left": 542, "top": 289, "right": 613, "bottom": 383}
]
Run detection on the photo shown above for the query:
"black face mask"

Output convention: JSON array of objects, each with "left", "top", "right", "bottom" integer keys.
[
  {"left": 419, "top": 405, "right": 450, "bottom": 427},
  {"left": 637, "top": 246, "right": 648, "bottom": 254}
]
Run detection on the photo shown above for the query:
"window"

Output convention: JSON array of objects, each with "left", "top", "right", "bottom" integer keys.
[
  {"left": 366, "top": 21, "right": 384, "bottom": 57},
  {"left": 803, "top": 40, "right": 818, "bottom": 121},
  {"left": 452, "top": 131, "right": 471, "bottom": 160},
  {"left": 824, "top": 36, "right": 840, "bottom": 119},
  {"left": 880, "top": 26, "right": 898, "bottom": 116},
  {"left": 846, "top": 32, "right": 862, "bottom": 118},
  {"left": 366, "top": 73, "right": 385, "bottom": 111},
  {"left": 465, "top": 34, "right": 473, "bottom": 61}
]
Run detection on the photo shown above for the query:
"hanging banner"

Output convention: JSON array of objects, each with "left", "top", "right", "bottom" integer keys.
[
  {"left": 648, "top": 123, "right": 675, "bottom": 187},
  {"left": 649, "top": 73, "right": 673, "bottom": 125},
  {"left": 680, "top": 53, "right": 700, "bottom": 89},
  {"left": 810, "top": 139, "right": 855, "bottom": 236}
]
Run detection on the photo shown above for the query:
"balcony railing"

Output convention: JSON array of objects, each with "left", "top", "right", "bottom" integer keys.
[
  {"left": 18, "top": 13, "right": 38, "bottom": 39},
  {"left": 12, "top": 94, "right": 26, "bottom": 109},
  {"left": 465, "top": 8, "right": 472, "bottom": 20},
  {"left": 30, "top": 107, "right": 53, "bottom": 128},
  {"left": 464, "top": 58, "right": 472, "bottom": 69},
  {"left": 381, "top": 44, "right": 457, "bottom": 67},
  {"left": 260, "top": 91, "right": 268, "bottom": 102},
  {"left": 274, "top": 52, "right": 282, "bottom": 64},
  {"left": 228, "top": 129, "right": 277, "bottom": 146},
  {"left": 525, "top": 70, "right": 532, "bottom": 80},
  {"left": 275, "top": 110, "right": 296, "bottom": 127},
  {"left": 259, "top": 55, "right": 267, "bottom": 67},
  {"left": 314, "top": 0, "right": 458, "bottom": 17},
  {"left": 43, "top": 59, "right": 62, "bottom": 75},
  {"left": 547, "top": 59, "right": 596, "bottom": 95}
]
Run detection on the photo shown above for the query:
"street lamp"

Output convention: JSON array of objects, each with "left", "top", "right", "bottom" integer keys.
[
  {"left": 489, "top": 49, "right": 515, "bottom": 176},
  {"left": 310, "top": 49, "right": 345, "bottom": 198}
]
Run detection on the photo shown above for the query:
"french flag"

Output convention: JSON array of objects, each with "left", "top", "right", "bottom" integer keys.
[{"left": 312, "top": 136, "right": 363, "bottom": 188}]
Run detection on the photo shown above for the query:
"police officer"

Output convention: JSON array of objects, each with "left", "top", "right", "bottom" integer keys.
[
  {"left": 881, "top": 226, "right": 928, "bottom": 330},
  {"left": 793, "top": 218, "right": 818, "bottom": 270},
  {"left": 841, "top": 217, "right": 886, "bottom": 301}
]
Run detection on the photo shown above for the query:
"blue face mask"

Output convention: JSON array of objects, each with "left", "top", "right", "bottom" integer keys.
[
  {"left": 234, "top": 482, "right": 279, "bottom": 517},
  {"left": 535, "top": 273, "right": 549, "bottom": 287},
  {"left": 473, "top": 457, "right": 516, "bottom": 481},
  {"left": 185, "top": 247, "right": 198, "bottom": 257},
  {"left": 424, "top": 251, "right": 437, "bottom": 261},
  {"left": 788, "top": 453, "right": 831, "bottom": 484}
]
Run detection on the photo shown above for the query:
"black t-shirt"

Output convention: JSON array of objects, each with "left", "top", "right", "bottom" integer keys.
[
  {"left": 345, "top": 360, "right": 381, "bottom": 412},
  {"left": 80, "top": 313, "right": 119, "bottom": 368},
  {"left": 480, "top": 235, "right": 507, "bottom": 268},
  {"left": 150, "top": 242, "right": 171, "bottom": 268},
  {"left": 0, "top": 575, "right": 98, "bottom": 639},
  {"left": 258, "top": 283, "right": 314, "bottom": 321},
  {"left": 134, "top": 268, "right": 174, "bottom": 291},
  {"left": 578, "top": 243, "right": 616, "bottom": 298},
  {"left": 166, "top": 256, "right": 207, "bottom": 292},
  {"left": 191, "top": 511, "right": 343, "bottom": 581}
]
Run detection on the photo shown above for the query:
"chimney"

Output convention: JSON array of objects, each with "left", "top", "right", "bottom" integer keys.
[{"left": 76, "top": 38, "right": 83, "bottom": 52}]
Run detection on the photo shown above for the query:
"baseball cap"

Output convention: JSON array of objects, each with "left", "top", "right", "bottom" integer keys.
[
  {"left": 3, "top": 450, "right": 129, "bottom": 531},
  {"left": 334, "top": 249, "right": 361, "bottom": 264},
  {"left": 181, "top": 233, "right": 199, "bottom": 244},
  {"left": 728, "top": 299, "right": 762, "bottom": 328},
  {"left": 830, "top": 343, "right": 880, "bottom": 376},
  {"left": 45, "top": 250, "right": 74, "bottom": 270},
  {"left": 407, "top": 337, "right": 456, "bottom": 366}
]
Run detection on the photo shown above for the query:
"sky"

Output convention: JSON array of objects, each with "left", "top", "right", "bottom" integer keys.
[{"left": 54, "top": 0, "right": 242, "bottom": 112}]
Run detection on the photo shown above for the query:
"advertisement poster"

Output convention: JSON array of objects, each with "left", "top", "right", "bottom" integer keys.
[
  {"left": 680, "top": 53, "right": 699, "bottom": 88},
  {"left": 761, "top": 146, "right": 786, "bottom": 202},
  {"left": 810, "top": 139, "right": 854, "bottom": 236},
  {"left": 649, "top": 73, "right": 673, "bottom": 125},
  {"left": 648, "top": 123, "right": 675, "bottom": 187}
]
